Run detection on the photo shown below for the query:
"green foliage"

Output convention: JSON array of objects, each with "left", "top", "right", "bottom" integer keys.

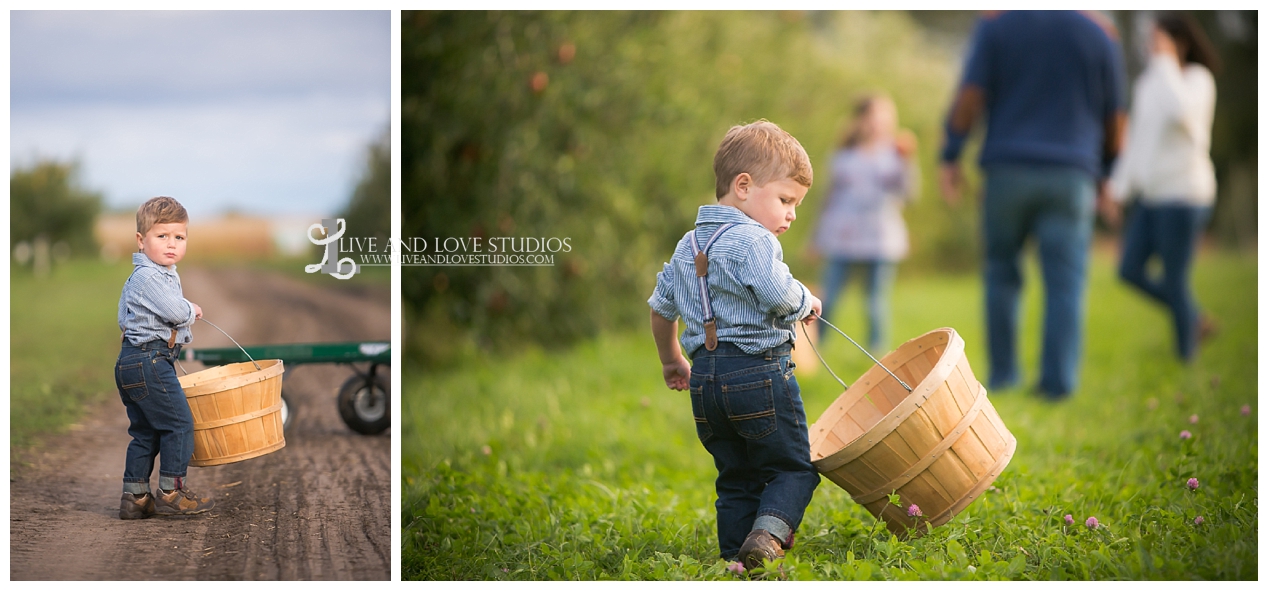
[
  {"left": 341, "top": 127, "right": 392, "bottom": 242},
  {"left": 9, "top": 260, "right": 132, "bottom": 449},
  {"left": 402, "top": 250, "right": 1257, "bottom": 580},
  {"left": 401, "top": 11, "right": 963, "bottom": 365},
  {"left": 9, "top": 159, "right": 103, "bottom": 256}
]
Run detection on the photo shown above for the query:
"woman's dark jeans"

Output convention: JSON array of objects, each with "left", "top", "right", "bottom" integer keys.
[
  {"left": 115, "top": 340, "right": 193, "bottom": 493},
  {"left": 689, "top": 342, "right": 820, "bottom": 560},
  {"left": 1118, "top": 202, "right": 1212, "bottom": 361}
]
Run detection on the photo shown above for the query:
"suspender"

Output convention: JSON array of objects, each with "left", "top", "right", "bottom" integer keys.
[{"left": 688, "top": 223, "right": 735, "bottom": 352}]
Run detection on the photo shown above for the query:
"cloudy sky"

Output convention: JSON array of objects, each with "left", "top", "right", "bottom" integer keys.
[{"left": 10, "top": 10, "right": 390, "bottom": 219}]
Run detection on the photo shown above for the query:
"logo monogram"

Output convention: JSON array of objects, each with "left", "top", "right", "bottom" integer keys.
[{"left": 304, "top": 218, "right": 360, "bottom": 280}]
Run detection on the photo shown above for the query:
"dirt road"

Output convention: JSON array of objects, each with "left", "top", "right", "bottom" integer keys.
[{"left": 9, "top": 266, "right": 391, "bottom": 580}]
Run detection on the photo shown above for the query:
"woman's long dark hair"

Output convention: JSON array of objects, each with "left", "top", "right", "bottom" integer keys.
[{"left": 1155, "top": 12, "right": 1222, "bottom": 75}]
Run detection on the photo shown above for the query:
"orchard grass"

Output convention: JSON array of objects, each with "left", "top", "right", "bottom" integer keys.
[
  {"left": 401, "top": 248, "right": 1257, "bottom": 580},
  {"left": 10, "top": 260, "right": 134, "bottom": 451}
]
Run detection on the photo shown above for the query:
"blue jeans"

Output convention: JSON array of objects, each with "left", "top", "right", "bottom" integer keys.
[
  {"left": 115, "top": 340, "right": 194, "bottom": 493},
  {"left": 819, "top": 259, "right": 895, "bottom": 352},
  {"left": 689, "top": 342, "right": 820, "bottom": 560},
  {"left": 1118, "top": 202, "right": 1211, "bottom": 361},
  {"left": 981, "top": 164, "right": 1096, "bottom": 398}
]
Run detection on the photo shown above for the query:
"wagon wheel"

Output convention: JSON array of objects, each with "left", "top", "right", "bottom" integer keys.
[
  {"left": 279, "top": 390, "right": 294, "bottom": 431},
  {"left": 337, "top": 372, "right": 390, "bottom": 435},
  {"left": 279, "top": 367, "right": 296, "bottom": 431}
]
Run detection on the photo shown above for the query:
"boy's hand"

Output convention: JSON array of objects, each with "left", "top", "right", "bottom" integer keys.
[
  {"left": 662, "top": 355, "right": 691, "bottom": 391},
  {"left": 803, "top": 295, "right": 823, "bottom": 324},
  {"left": 191, "top": 302, "right": 203, "bottom": 320}
]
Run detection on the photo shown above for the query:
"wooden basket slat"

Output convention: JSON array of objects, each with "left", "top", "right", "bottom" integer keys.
[
  {"left": 893, "top": 409, "right": 941, "bottom": 461},
  {"left": 829, "top": 413, "right": 865, "bottom": 452},
  {"left": 977, "top": 407, "right": 1010, "bottom": 453},
  {"left": 947, "top": 362, "right": 978, "bottom": 414},
  {"left": 907, "top": 471, "right": 954, "bottom": 509},
  {"left": 951, "top": 423, "right": 997, "bottom": 479},
  {"left": 921, "top": 386, "right": 962, "bottom": 437},
  {"left": 853, "top": 451, "right": 893, "bottom": 493}
]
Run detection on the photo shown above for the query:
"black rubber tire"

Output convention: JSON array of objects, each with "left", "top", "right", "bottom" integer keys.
[
  {"left": 280, "top": 390, "right": 294, "bottom": 431},
  {"left": 336, "top": 373, "right": 390, "bottom": 435}
]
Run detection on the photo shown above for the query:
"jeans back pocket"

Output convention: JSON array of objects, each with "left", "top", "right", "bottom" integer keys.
[
  {"left": 721, "top": 378, "right": 777, "bottom": 439},
  {"left": 116, "top": 362, "right": 148, "bottom": 402},
  {"left": 689, "top": 385, "right": 712, "bottom": 443}
]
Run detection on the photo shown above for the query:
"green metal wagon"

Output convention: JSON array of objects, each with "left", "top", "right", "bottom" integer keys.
[{"left": 182, "top": 341, "right": 390, "bottom": 435}]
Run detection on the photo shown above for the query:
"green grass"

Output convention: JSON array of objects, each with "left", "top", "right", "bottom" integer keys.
[
  {"left": 10, "top": 260, "right": 135, "bottom": 450},
  {"left": 401, "top": 249, "right": 1258, "bottom": 580}
]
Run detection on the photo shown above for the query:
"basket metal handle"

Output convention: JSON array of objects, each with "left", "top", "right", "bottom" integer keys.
[
  {"left": 803, "top": 313, "right": 913, "bottom": 392},
  {"left": 199, "top": 317, "right": 261, "bottom": 371}
]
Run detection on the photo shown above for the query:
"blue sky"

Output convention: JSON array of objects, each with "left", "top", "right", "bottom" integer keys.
[{"left": 10, "top": 10, "right": 390, "bottom": 219}]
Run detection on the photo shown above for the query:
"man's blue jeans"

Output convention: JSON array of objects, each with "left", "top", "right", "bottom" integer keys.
[
  {"left": 981, "top": 164, "right": 1096, "bottom": 398},
  {"left": 1118, "top": 202, "right": 1211, "bottom": 361},
  {"left": 819, "top": 259, "right": 896, "bottom": 352},
  {"left": 115, "top": 340, "right": 194, "bottom": 494},
  {"left": 689, "top": 342, "right": 820, "bottom": 560}
]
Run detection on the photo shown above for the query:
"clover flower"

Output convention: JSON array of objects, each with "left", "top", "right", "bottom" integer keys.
[
  {"left": 1085, "top": 516, "right": 1099, "bottom": 529},
  {"left": 908, "top": 504, "right": 922, "bottom": 517},
  {"left": 727, "top": 562, "right": 746, "bottom": 575},
  {"left": 1189, "top": 414, "right": 1199, "bottom": 424},
  {"left": 1194, "top": 516, "right": 1204, "bottom": 526},
  {"left": 1179, "top": 430, "right": 1192, "bottom": 440},
  {"left": 1241, "top": 405, "right": 1251, "bottom": 416},
  {"left": 1187, "top": 478, "right": 1200, "bottom": 491},
  {"left": 1064, "top": 514, "right": 1074, "bottom": 526}
]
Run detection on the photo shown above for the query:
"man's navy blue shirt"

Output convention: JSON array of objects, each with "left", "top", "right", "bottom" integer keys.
[{"left": 942, "top": 11, "right": 1127, "bottom": 179}]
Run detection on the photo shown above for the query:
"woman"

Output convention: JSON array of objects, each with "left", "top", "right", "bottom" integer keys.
[
  {"left": 1108, "top": 12, "right": 1221, "bottom": 362},
  {"left": 809, "top": 93, "right": 918, "bottom": 353}
]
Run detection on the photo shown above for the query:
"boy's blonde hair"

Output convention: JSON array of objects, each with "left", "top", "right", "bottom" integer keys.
[
  {"left": 136, "top": 196, "right": 189, "bottom": 236},
  {"left": 713, "top": 119, "right": 813, "bottom": 199}
]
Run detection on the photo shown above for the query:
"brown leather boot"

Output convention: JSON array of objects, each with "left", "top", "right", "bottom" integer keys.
[
  {"left": 738, "top": 529, "right": 784, "bottom": 571},
  {"left": 154, "top": 486, "right": 215, "bottom": 516},
  {"left": 119, "top": 492, "right": 155, "bottom": 520}
]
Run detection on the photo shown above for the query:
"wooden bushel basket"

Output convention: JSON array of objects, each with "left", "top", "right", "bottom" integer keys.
[
  {"left": 808, "top": 328, "right": 1016, "bottom": 536},
  {"left": 179, "top": 359, "right": 286, "bottom": 467}
]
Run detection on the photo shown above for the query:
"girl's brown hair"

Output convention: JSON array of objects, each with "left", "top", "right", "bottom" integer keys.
[{"left": 839, "top": 93, "right": 890, "bottom": 149}]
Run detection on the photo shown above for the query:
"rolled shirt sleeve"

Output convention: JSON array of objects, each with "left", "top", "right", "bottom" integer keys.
[{"left": 647, "top": 262, "right": 679, "bottom": 322}]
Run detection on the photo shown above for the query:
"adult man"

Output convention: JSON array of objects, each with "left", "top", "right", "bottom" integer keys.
[{"left": 940, "top": 10, "right": 1127, "bottom": 399}]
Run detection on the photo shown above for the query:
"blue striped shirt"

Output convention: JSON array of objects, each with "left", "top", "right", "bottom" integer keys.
[
  {"left": 649, "top": 205, "right": 812, "bottom": 358},
  {"left": 118, "top": 252, "right": 196, "bottom": 346}
]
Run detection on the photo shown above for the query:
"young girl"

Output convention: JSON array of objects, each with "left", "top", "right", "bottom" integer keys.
[{"left": 809, "top": 94, "right": 919, "bottom": 352}]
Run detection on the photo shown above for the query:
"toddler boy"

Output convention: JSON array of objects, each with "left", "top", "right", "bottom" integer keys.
[
  {"left": 648, "top": 120, "right": 823, "bottom": 570},
  {"left": 116, "top": 196, "right": 214, "bottom": 519}
]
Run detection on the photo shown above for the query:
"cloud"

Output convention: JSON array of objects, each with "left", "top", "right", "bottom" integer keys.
[
  {"left": 11, "top": 11, "right": 389, "bottom": 107},
  {"left": 10, "top": 10, "right": 390, "bottom": 217}
]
